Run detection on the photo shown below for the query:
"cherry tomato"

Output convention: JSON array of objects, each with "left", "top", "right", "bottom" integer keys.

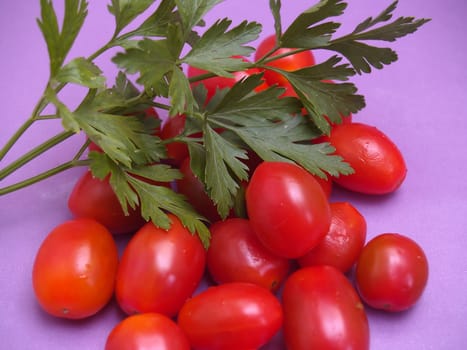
[
  {"left": 188, "top": 56, "right": 268, "bottom": 102},
  {"left": 246, "top": 161, "right": 331, "bottom": 258},
  {"left": 298, "top": 201, "right": 367, "bottom": 273},
  {"left": 105, "top": 313, "right": 191, "bottom": 350},
  {"left": 325, "top": 122, "right": 407, "bottom": 194},
  {"left": 159, "top": 114, "right": 191, "bottom": 167},
  {"left": 206, "top": 218, "right": 291, "bottom": 292},
  {"left": 32, "top": 218, "right": 118, "bottom": 319},
  {"left": 282, "top": 265, "right": 369, "bottom": 350},
  {"left": 178, "top": 282, "right": 283, "bottom": 350},
  {"left": 68, "top": 170, "right": 146, "bottom": 235},
  {"left": 355, "top": 233, "right": 429, "bottom": 312},
  {"left": 115, "top": 214, "right": 206, "bottom": 317},
  {"left": 313, "top": 173, "right": 333, "bottom": 198},
  {"left": 254, "top": 34, "right": 315, "bottom": 87},
  {"left": 176, "top": 157, "right": 223, "bottom": 222}
]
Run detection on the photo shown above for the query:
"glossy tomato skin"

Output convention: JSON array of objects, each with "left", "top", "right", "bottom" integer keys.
[
  {"left": 254, "top": 34, "right": 315, "bottom": 87},
  {"left": 68, "top": 170, "right": 146, "bottom": 234},
  {"left": 298, "top": 201, "right": 367, "bottom": 273},
  {"left": 115, "top": 214, "right": 206, "bottom": 317},
  {"left": 207, "top": 218, "right": 291, "bottom": 292},
  {"left": 32, "top": 218, "right": 119, "bottom": 319},
  {"left": 282, "top": 265, "right": 369, "bottom": 350},
  {"left": 246, "top": 161, "right": 331, "bottom": 258},
  {"left": 355, "top": 233, "right": 429, "bottom": 312},
  {"left": 105, "top": 313, "right": 190, "bottom": 350},
  {"left": 326, "top": 122, "right": 407, "bottom": 194},
  {"left": 188, "top": 56, "right": 268, "bottom": 102},
  {"left": 178, "top": 282, "right": 283, "bottom": 350}
]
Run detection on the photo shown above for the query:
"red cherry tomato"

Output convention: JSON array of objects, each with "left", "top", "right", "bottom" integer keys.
[
  {"left": 254, "top": 34, "right": 315, "bottom": 87},
  {"left": 282, "top": 265, "right": 369, "bottom": 350},
  {"left": 159, "top": 114, "right": 191, "bottom": 167},
  {"left": 355, "top": 233, "right": 429, "bottom": 312},
  {"left": 178, "top": 282, "right": 283, "bottom": 350},
  {"left": 105, "top": 313, "right": 191, "bottom": 350},
  {"left": 246, "top": 161, "right": 331, "bottom": 258},
  {"left": 312, "top": 173, "right": 333, "bottom": 198},
  {"left": 325, "top": 122, "right": 407, "bottom": 194},
  {"left": 115, "top": 214, "right": 206, "bottom": 317},
  {"left": 188, "top": 56, "right": 268, "bottom": 102},
  {"left": 68, "top": 170, "right": 146, "bottom": 235},
  {"left": 206, "top": 218, "right": 291, "bottom": 292},
  {"left": 298, "top": 201, "right": 367, "bottom": 273},
  {"left": 32, "top": 218, "right": 119, "bottom": 319}
]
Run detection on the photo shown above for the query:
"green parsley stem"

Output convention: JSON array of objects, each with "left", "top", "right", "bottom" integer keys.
[{"left": 0, "top": 158, "right": 89, "bottom": 196}]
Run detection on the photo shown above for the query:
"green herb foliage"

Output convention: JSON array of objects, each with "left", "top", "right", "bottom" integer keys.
[{"left": 0, "top": 0, "right": 430, "bottom": 246}]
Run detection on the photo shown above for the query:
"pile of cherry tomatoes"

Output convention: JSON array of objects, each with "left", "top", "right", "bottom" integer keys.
[{"left": 31, "top": 35, "right": 429, "bottom": 349}]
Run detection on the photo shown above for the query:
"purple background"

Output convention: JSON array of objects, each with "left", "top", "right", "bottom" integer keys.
[{"left": 1, "top": 1, "right": 466, "bottom": 349}]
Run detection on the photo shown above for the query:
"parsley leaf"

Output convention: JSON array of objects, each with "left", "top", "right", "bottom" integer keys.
[
  {"left": 183, "top": 19, "right": 262, "bottom": 77},
  {"left": 175, "top": 0, "right": 223, "bottom": 35},
  {"left": 54, "top": 57, "right": 106, "bottom": 89},
  {"left": 108, "top": 0, "right": 154, "bottom": 36},
  {"left": 37, "top": 0, "right": 88, "bottom": 76}
]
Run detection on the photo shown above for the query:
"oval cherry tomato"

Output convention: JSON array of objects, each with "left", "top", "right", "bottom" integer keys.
[
  {"left": 298, "top": 201, "right": 367, "bottom": 273},
  {"left": 68, "top": 170, "right": 146, "bottom": 235},
  {"left": 105, "top": 313, "right": 191, "bottom": 350},
  {"left": 206, "top": 218, "right": 291, "bottom": 292},
  {"left": 282, "top": 265, "right": 369, "bottom": 350},
  {"left": 188, "top": 56, "right": 268, "bottom": 102},
  {"left": 32, "top": 218, "right": 118, "bottom": 319},
  {"left": 254, "top": 34, "right": 315, "bottom": 87},
  {"left": 246, "top": 161, "right": 331, "bottom": 258},
  {"left": 313, "top": 173, "right": 333, "bottom": 198},
  {"left": 325, "top": 122, "right": 407, "bottom": 194},
  {"left": 115, "top": 214, "right": 206, "bottom": 317},
  {"left": 178, "top": 282, "right": 283, "bottom": 350},
  {"left": 355, "top": 233, "right": 429, "bottom": 312}
]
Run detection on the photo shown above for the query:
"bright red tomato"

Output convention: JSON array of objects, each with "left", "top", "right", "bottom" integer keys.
[
  {"left": 254, "top": 34, "right": 315, "bottom": 87},
  {"left": 355, "top": 233, "right": 429, "bottom": 312},
  {"left": 298, "top": 201, "right": 367, "bottom": 273},
  {"left": 68, "top": 170, "right": 146, "bottom": 234},
  {"left": 32, "top": 218, "right": 118, "bottom": 319},
  {"left": 178, "top": 282, "right": 283, "bottom": 350},
  {"left": 282, "top": 265, "right": 369, "bottom": 350},
  {"left": 115, "top": 214, "right": 206, "bottom": 317},
  {"left": 206, "top": 218, "right": 291, "bottom": 292},
  {"left": 313, "top": 173, "right": 333, "bottom": 198},
  {"left": 246, "top": 161, "right": 331, "bottom": 258},
  {"left": 159, "top": 113, "right": 191, "bottom": 167},
  {"left": 105, "top": 313, "right": 190, "bottom": 350},
  {"left": 188, "top": 56, "right": 268, "bottom": 102},
  {"left": 325, "top": 122, "right": 407, "bottom": 194}
]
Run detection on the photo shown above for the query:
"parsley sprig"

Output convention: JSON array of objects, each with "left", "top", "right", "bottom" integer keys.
[{"left": 0, "top": 0, "right": 429, "bottom": 246}]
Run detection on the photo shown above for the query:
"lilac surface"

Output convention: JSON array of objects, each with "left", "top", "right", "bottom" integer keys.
[{"left": 1, "top": 0, "right": 466, "bottom": 349}]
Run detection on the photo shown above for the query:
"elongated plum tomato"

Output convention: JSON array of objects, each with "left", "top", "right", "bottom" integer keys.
[
  {"left": 355, "top": 233, "right": 429, "bottom": 312},
  {"left": 206, "top": 218, "right": 291, "bottom": 292},
  {"left": 282, "top": 265, "right": 369, "bottom": 350},
  {"left": 105, "top": 313, "right": 190, "bottom": 350},
  {"left": 325, "top": 122, "right": 407, "bottom": 194},
  {"left": 178, "top": 282, "right": 283, "bottom": 350},
  {"left": 298, "top": 201, "right": 367, "bottom": 273},
  {"left": 115, "top": 214, "right": 206, "bottom": 317},
  {"left": 254, "top": 34, "right": 315, "bottom": 87},
  {"left": 68, "top": 170, "right": 146, "bottom": 234},
  {"left": 246, "top": 161, "right": 331, "bottom": 258},
  {"left": 32, "top": 218, "right": 119, "bottom": 319}
]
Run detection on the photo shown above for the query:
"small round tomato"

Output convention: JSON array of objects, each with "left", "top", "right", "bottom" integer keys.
[
  {"left": 312, "top": 174, "right": 333, "bottom": 198},
  {"left": 159, "top": 114, "right": 191, "bottom": 167},
  {"left": 298, "top": 201, "right": 367, "bottom": 273},
  {"left": 325, "top": 122, "right": 407, "bottom": 194},
  {"left": 254, "top": 34, "right": 315, "bottom": 87},
  {"left": 68, "top": 170, "right": 146, "bottom": 234},
  {"left": 206, "top": 218, "right": 291, "bottom": 292},
  {"left": 355, "top": 233, "right": 429, "bottom": 312},
  {"left": 32, "top": 218, "right": 119, "bottom": 319},
  {"left": 105, "top": 313, "right": 190, "bottom": 350},
  {"left": 188, "top": 56, "right": 268, "bottom": 102},
  {"left": 282, "top": 265, "right": 369, "bottom": 350},
  {"left": 246, "top": 161, "right": 331, "bottom": 258},
  {"left": 115, "top": 214, "right": 206, "bottom": 317},
  {"left": 178, "top": 282, "right": 283, "bottom": 350}
]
